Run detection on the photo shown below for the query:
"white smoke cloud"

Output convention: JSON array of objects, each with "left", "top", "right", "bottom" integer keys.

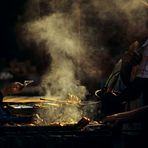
[
  {"left": 19, "top": 0, "right": 148, "bottom": 123},
  {"left": 22, "top": 12, "right": 96, "bottom": 123},
  {"left": 91, "top": 0, "right": 148, "bottom": 41},
  {"left": 24, "top": 13, "right": 87, "bottom": 99}
]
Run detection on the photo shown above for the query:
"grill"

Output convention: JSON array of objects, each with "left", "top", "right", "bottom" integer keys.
[{"left": 1, "top": 96, "right": 112, "bottom": 148}]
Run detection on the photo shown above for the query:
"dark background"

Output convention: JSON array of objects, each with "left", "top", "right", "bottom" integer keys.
[
  {"left": 0, "top": 0, "right": 50, "bottom": 87},
  {"left": 0, "top": 0, "right": 26, "bottom": 59},
  {"left": 0, "top": 0, "right": 147, "bottom": 93}
]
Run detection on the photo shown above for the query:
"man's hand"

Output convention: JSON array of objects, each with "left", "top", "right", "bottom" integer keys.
[
  {"left": 122, "top": 41, "right": 142, "bottom": 66},
  {"left": 122, "top": 50, "right": 142, "bottom": 66},
  {"left": 8, "top": 82, "right": 25, "bottom": 94},
  {"left": 102, "top": 114, "right": 118, "bottom": 123},
  {"left": 100, "top": 114, "right": 120, "bottom": 128},
  {"left": 1, "top": 82, "right": 25, "bottom": 96}
]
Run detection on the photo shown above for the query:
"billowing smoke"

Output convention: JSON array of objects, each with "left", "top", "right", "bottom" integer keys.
[
  {"left": 24, "top": 13, "right": 88, "bottom": 98},
  {"left": 91, "top": 0, "right": 148, "bottom": 43},
  {"left": 19, "top": 0, "right": 148, "bottom": 123}
]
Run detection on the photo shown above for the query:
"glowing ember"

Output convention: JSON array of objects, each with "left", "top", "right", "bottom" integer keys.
[{"left": 67, "top": 94, "right": 81, "bottom": 105}]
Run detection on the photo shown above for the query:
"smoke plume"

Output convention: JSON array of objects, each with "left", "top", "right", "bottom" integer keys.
[{"left": 19, "top": 0, "right": 148, "bottom": 122}]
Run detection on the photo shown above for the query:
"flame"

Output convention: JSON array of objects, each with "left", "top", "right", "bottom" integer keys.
[
  {"left": 40, "top": 95, "right": 81, "bottom": 105},
  {"left": 67, "top": 94, "right": 81, "bottom": 105}
]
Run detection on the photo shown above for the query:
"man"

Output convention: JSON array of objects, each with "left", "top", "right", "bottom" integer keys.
[
  {"left": 97, "top": 39, "right": 148, "bottom": 117},
  {"left": 99, "top": 39, "right": 148, "bottom": 148}
]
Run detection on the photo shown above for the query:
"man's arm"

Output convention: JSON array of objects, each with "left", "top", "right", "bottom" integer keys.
[
  {"left": 120, "top": 41, "right": 142, "bottom": 86},
  {"left": 102, "top": 105, "right": 148, "bottom": 123}
]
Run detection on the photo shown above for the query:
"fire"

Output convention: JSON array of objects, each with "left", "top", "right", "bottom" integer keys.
[
  {"left": 40, "top": 94, "right": 81, "bottom": 105},
  {"left": 32, "top": 95, "right": 83, "bottom": 125},
  {"left": 4, "top": 95, "right": 99, "bottom": 127},
  {"left": 66, "top": 94, "right": 81, "bottom": 105}
]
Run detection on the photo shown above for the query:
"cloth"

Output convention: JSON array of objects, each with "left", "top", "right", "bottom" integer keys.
[
  {"left": 137, "top": 44, "right": 148, "bottom": 78},
  {"left": 137, "top": 39, "right": 148, "bottom": 78}
]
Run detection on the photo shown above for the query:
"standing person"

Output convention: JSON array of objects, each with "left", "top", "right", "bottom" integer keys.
[
  {"left": 99, "top": 38, "right": 148, "bottom": 148},
  {"left": 96, "top": 40, "right": 143, "bottom": 118}
]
